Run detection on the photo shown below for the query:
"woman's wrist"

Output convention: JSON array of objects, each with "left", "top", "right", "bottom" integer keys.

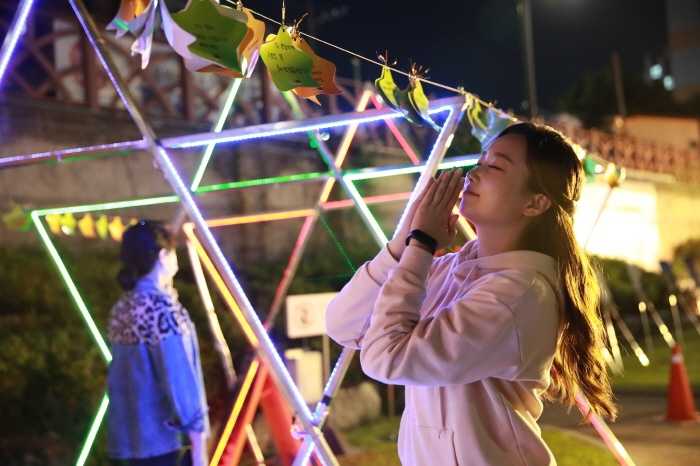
[
  {"left": 408, "top": 238, "right": 435, "bottom": 255},
  {"left": 387, "top": 238, "right": 404, "bottom": 261}
]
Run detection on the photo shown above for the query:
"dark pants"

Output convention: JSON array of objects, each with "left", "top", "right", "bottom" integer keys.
[{"left": 110, "top": 449, "right": 192, "bottom": 466}]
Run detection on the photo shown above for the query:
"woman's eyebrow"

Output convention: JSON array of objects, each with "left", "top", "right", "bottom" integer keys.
[{"left": 493, "top": 151, "right": 514, "bottom": 164}]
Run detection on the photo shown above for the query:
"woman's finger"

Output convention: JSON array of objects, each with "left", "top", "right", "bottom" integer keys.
[
  {"left": 448, "top": 214, "right": 459, "bottom": 236},
  {"left": 415, "top": 177, "right": 434, "bottom": 205},
  {"left": 405, "top": 177, "right": 434, "bottom": 223},
  {"left": 431, "top": 170, "right": 451, "bottom": 206},
  {"left": 447, "top": 173, "right": 465, "bottom": 210},
  {"left": 439, "top": 170, "right": 462, "bottom": 210},
  {"left": 425, "top": 171, "right": 444, "bottom": 205},
  {"left": 425, "top": 176, "right": 438, "bottom": 201}
]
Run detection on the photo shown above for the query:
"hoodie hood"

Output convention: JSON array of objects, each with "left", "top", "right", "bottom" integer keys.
[{"left": 456, "top": 239, "right": 558, "bottom": 286}]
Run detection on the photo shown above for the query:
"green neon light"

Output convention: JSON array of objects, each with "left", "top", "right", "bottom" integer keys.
[
  {"left": 30, "top": 157, "right": 474, "bottom": 218},
  {"left": 345, "top": 158, "right": 477, "bottom": 182},
  {"left": 75, "top": 393, "right": 109, "bottom": 466},
  {"left": 342, "top": 179, "right": 389, "bottom": 244},
  {"left": 33, "top": 196, "right": 179, "bottom": 217},
  {"left": 318, "top": 212, "right": 357, "bottom": 273},
  {"left": 190, "top": 78, "right": 244, "bottom": 192},
  {"left": 194, "top": 171, "right": 329, "bottom": 194},
  {"left": 32, "top": 171, "right": 331, "bottom": 217},
  {"left": 31, "top": 212, "right": 112, "bottom": 362},
  {"left": 282, "top": 91, "right": 322, "bottom": 150},
  {"left": 29, "top": 89, "right": 464, "bottom": 466},
  {"left": 114, "top": 18, "right": 129, "bottom": 31},
  {"left": 283, "top": 91, "right": 304, "bottom": 118}
]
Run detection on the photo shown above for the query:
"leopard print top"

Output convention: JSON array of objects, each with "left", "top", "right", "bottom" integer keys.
[{"left": 108, "top": 288, "right": 193, "bottom": 346}]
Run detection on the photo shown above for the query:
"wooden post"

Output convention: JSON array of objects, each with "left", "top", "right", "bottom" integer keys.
[
  {"left": 180, "top": 57, "right": 195, "bottom": 121},
  {"left": 81, "top": 34, "right": 98, "bottom": 109}
]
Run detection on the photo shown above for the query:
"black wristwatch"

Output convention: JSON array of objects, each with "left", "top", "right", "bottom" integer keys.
[{"left": 405, "top": 229, "right": 438, "bottom": 255}]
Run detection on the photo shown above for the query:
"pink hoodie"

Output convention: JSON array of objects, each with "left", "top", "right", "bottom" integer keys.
[{"left": 325, "top": 240, "right": 562, "bottom": 466}]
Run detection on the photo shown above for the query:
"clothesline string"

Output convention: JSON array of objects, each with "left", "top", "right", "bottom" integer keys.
[{"left": 235, "top": 5, "right": 496, "bottom": 110}]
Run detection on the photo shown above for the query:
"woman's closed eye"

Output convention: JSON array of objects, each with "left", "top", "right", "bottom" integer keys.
[{"left": 476, "top": 162, "right": 504, "bottom": 171}]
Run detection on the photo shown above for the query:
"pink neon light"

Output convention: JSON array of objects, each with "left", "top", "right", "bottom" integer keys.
[
  {"left": 263, "top": 214, "right": 317, "bottom": 331},
  {"left": 575, "top": 392, "right": 636, "bottom": 466},
  {"left": 371, "top": 95, "right": 421, "bottom": 165},
  {"left": 322, "top": 192, "right": 411, "bottom": 210}
]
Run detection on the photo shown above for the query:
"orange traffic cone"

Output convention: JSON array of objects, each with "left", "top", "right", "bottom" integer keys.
[{"left": 666, "top": 344, "right": 698, "bottom": 422}]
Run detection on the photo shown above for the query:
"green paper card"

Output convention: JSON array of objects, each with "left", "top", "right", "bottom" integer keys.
[
  {"left": 260, "top": 27, "right": 318, "bottom": 92},
  {"left": 375, "top": 66, "right": 400, "bottom": 108},
  {"left": 172, "top": 0, "right": 249, "bottom": 73}
]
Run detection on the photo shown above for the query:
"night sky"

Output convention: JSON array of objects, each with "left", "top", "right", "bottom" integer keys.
[
  {"left": 46, "top": 0, "right": 670, "bottom": 113},
  {"left": 241, "top": 0, "right": 669, "bottom": 113}
]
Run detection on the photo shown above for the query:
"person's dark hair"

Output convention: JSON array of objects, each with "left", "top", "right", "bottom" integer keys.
[
  {"left": 495, "top": 122, "right": 618, "bottom": 422},
  {"left": 117, "top": 220, "right": 176, "bottom": 291}
]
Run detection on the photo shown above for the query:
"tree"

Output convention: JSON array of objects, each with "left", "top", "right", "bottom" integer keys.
[{"left": 557, "top": 67, "right": 700, "bottom": 128}]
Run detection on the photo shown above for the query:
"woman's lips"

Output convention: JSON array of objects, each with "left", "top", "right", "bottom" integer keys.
[{"left": 463, "top": 187, "right": 479, "bottom": 197}]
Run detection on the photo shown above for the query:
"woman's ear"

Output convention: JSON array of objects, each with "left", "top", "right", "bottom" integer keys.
[
  {"left": 158, "top": 248, "right": 179, "bottom": 277},
  {"left": 523, "top": 193, "right": 552, "bottom": 217},
  {"left": 158, "top": 248, "right": 169, "bottom": 265}
]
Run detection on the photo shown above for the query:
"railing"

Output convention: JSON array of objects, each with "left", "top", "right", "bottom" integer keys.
[
  {"left": 562, "top": 124, "right": 700, "bottom": 184},
  {"left": 0, "top": 5, "right": 366, "bottom": 125},
  {"left": 1, "top": 4, "right": 697, "bottom": 184}
]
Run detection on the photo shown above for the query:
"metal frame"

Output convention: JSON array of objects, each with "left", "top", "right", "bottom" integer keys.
[
  {"left": 1, "top": 2, "right": 636, "bottom": 466},
  {"left": 26, "top": 79, "right": 469, "bottom": 466}
]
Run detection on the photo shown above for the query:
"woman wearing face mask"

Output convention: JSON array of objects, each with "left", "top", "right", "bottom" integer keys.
[
  {"left": 326, "top": 122, "right": 617, "bottom": 465},
  {"left": 106, "top": 220, "right": 209, "bottom": 466}
]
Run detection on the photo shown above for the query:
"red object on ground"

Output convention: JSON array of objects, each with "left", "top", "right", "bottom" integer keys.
[
  {"left": 259, "top": 373, "right": 302, "bottom": 465},
  {"left": 219, "top": 363, "right": 269, "bottom": 466},
  {"left": 666, "top": 344, "right": 699, "bottom": 422}
]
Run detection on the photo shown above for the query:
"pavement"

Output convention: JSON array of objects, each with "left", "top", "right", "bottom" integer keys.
[{"left": 541, "top": 393, "right": 700, "bottom": 466}]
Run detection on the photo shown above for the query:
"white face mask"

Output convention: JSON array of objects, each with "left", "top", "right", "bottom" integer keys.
[{"left": 160, "top": 248, "right": 179, "bottom": 279}]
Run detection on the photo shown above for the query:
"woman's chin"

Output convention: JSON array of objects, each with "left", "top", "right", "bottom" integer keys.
[{"left": 458, "top": 200, "right": 472, "bottom": 218}]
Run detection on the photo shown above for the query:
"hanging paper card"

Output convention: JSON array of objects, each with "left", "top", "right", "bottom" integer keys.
[
  {"left": 395, "top": 87, "right": 422, "bottom": 125},
  {"left": 200, "top": 7, "right": 266, "bottom": 78},
  {"left": 160, "top": 0, "right": 210, "bottom": 71},
  {"left": 107, "top": 0, "right": 153, "bottom": 38},
  {"left": 374, "top": 65, "right": 436, "bottom": 128},
  {"left": 375, "top": 65, "right": 401, "bottom": 109},
  {"left": 238, "top": 8, "right": 265, "bottom": 75},
  {"left": 61, "top": 213, "right": 77, "bottom": 235},
  {"left": 292, "top": 36, "right": 341, "bottom": 103},
  {"left": 161, "top": 3, "right": 259, "bottom": 79},
  {"left": 46, "top": 214, "right": 62, "bottom": 235},
  {"left": 479, "top": 107, "right": 516, "bottom": 147},
  {"left": 583, "top": 156, "right": 599, "bottom": 181},
  {"left": 115, "top": 0, "right": 150, "bottom": 21},
  {"left": 2, "top": 204, "right": 31, "bottom": 231},
  {"left": 604, "top": 163, "right": 625, "bottom": 188},
  {"left": 78, "top": 214, "right": 96, "bottom": 239},
  {"left": 172, "top": 0, "right": 249, "bottom": 73},
  {"left": 109, "top": 216, "right": 125, "bottom": 242},
  {"left": 130, "top": 0, "right": 160, "bottom": 69},
  {"left": 407, "top": 77, "right": 440, "bottom": 131},
  {"left": 468, "top": 98, "right": 488, "bottom": 142},
  {"left": 96, "top": 215, "right": 109, "bottom": 240},
  {"left": 260, "top": 27, "right": 318, "bottom": 92}
]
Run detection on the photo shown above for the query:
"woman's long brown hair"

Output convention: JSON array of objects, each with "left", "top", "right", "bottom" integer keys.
[{"left": 496, "top": 122, "right": 618, "bottom": 421}]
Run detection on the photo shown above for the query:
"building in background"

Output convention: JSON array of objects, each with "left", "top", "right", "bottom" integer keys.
[{"left": 666, "top": 0, "right": 700, "bottom": 100}]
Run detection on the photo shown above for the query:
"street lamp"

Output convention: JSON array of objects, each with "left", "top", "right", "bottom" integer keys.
[{"left": 517, "top": 0, "right": 538, "bottom": 118}]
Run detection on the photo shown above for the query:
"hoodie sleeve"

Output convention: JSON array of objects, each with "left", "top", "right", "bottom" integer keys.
[
  {"left": 324, "top": 245, "right": 400, "bottom": 349},
  {"left": 359, "top": 245, "right": 538, "bottom": 386},
  {"left": 148, "top": 332, "right": 209, "bottom": 433}
]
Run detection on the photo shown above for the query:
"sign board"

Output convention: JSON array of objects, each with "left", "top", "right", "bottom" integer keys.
[
  {"left": 286, "top": 292, "right": 337, "bottom": 339},
  {"left": 285, "top": 349, "right": 323, "bottom": 403}
]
